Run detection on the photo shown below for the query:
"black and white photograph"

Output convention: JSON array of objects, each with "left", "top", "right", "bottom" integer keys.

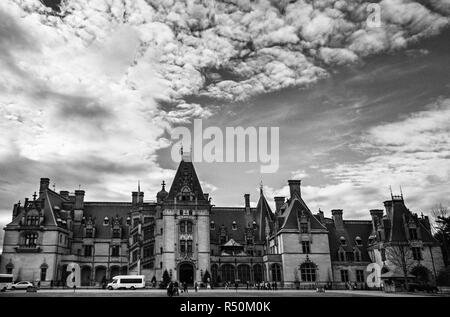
[{"left": 0, "top": 0, "right": 449, "bottom": 311}]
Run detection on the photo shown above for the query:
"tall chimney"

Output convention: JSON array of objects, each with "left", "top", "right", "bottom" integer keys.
[
  {"left": 60, "top": 191, "right": 69, "bottom": 199},
  {"left": 288, "top": 180, "right": 301, "bottom": 199},
  {"left": 274, "top": 197, "right": 285, "bottom": 214},
  {"left": 138, "top": 192, "right": 144, "bottom": 204},
  {"left": 39, "top": 178, "right": 50, "bottom": 197},
  {"left": 74, "top": 190, "right": 85, "bottom": 210},
  {"left": 370, "top": 209, "right": 383, "bottom": 232},
  {"left": 244, "top": 194, "right": 250, "bottom": 208},
  {"left": 132, "top": 192, "right": 138, "bottom": 205},
  {"left": 332, "top": 209, "right": 344, "bottom": 229}
]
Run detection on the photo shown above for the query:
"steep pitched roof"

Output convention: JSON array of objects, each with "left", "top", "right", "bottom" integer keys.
[
  {"left": 210, "top": 207, "right": 256, "bottom": 244},
  {"left": 254, "top": 189, "right": 275, "bottom": 239},
  {"left": 280, "top": 197, "right": 326, "bottom": 231},
  {"left": 166, "top": 159, "right": 206, "bottom": 202}
]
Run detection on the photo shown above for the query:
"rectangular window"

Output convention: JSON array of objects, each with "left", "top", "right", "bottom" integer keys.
[
  {"left": 132, "top": 250, "right": 138, "bottom": 262},
  {"left": 143, "top": 245, "right": 154, "bottom": 258},
  {"left": 133, "top": 233, "right": 139, "bottom": 244},
  {"left": 302, "top": 241, "right": 311, "bottom": 254},
  {"left": 412, "top": 247, "right": 422, "bottom": 260},
  {"left": 85, "top": 228, "right": 93, "bottom": 238},
  {"left": 356, "top": 270, "right": 364, "bottom": 283},
  {"left": 338, "top": 251, "right": 346, "bottom": 262},
  {"left": 6, "top": 267, "right": 13, "bottom": 275},
  {"left": 340, "top": 270, "right": 349, "bottom": 282},
  {"left": 180, "top": 240, "right": 186, "bottom": 253},
  {"left": 300, "top": 222, "right": 308, "bottom": 234},
  {"left": 409, "top": 228, "right": 418, "bottom": 240},
  {"left": 133, "top": 218, "right": 139, "bottom": 228},
  {"left": 354, "top": 251, "right": 361, "bottom": 262},
  {"left": 187, "top": 240, "right": 193, "bottom": 253},
  {"left": 143, "top": 227, "right": 152, "bottom": 241},
  {"left": 40, "top": 268, "right": 47, "bottom": 281},
  {"left": 111, "top": 245, "right": 120, "bottom": 257},
  {"left": 84, "top": 245, "right": 92, "bottom": 257},
  {"left": 112, "top": 229, "right": 121, "bottom": 239}
]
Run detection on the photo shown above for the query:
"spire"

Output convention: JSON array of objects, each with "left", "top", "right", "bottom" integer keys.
[
  {"left": 138, "top": 180, "right": 141, "bottom": 194},
  {"left": 389, "top": 185, "right": 393, "bottom": 198},
  {"left": 400, "top": 185, "right": 403, "bottom": 199},
  {"left": 161, "top": 180, "right": 166, "bottom": 191},
  {"left": 260, "top": 180, "right": 264, "bottom": 196}
]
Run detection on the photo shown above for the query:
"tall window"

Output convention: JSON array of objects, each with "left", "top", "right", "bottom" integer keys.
[
  {"left": 232, "top": 221, "right": 237, "bottom": 230},
  {"left": 143, "top": 245, "right": 154, "bottom": 258},
  {"left": 356, "top": 270, "right": 364, "bottom": 283},
  {"left": 133, "top": 218, "right": 139, "bottom": 228},
  {"left": 40, "top": 267, "right": 47, "bottom": 281},
  {"left": 271, "top": 264, "right": 282, "bottom": 282},
  {"left": 409, "top": 228, "right": 418, "bottom": 240},
  {"left": 187, "top": 240, "right": 193, "bottom": 253},
  {"left": 354, "top": 250, "right": 361, "bottom": 262},
  {"left": 302, "top": 241, "right": 311, "bottom": 254},
  {"left": 237, "top": 265, "right": 251, "bottom": 283},
  {"left": 340, "top": 236, "right": 346, "bottom": 246},
  {"left": 412, "top": 247, "right": 422, "bottom": 260},
  {"left": 338, "top": 250, "right": 346, "bottom": 262},
  {"left": 24, "top": 233, "right": 38, "bottom": 247},
  {"left": 300, "top": 222, "right": 308, "bottom": 234},
  {"left": 112, "top": 228, "right": 121, "bottom": 239},
  {"left": 210, "top": 221, "right": 215, "bottom": 230},
  {"left": 222, "top": 264, "right": 235, "bottom": 283},
  {"left": 355, "top": 237, "right": 363, "bottom": 246},
  {"left": 340, "top": 270, "right": 349, "bottom": 282},
  {"left": 132, "top": 250, "right": 138, "bottom": 262},
  {"left": 84, "top": 245, "right": 93, "bottom": 256},
  {"left": 180, "top": 240, "right": 186, "bottom": 253},
  {"left": 180, "top": 220, "right": 193, "bottom": 234},
  {"left": 253, "top": 264, "right": 263, "bottom": 283},
  {"left": 300, "top": 262, "right": 316, "bottom": 282},
  {"left": 85, "top": 228, "right": 93, "bottom": 238},
  {"left": 143, "top": 227, "right": 152, "bottom": 241},
  {"left": 111, "top": 245, "right": 120, "bottom": 257}
]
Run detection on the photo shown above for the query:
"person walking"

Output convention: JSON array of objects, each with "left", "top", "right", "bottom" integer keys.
[
  {"left": 183, "top": 281, "right": 188, "bottom": 293},
  {"left": 194, "top": 281, "right": 198, "bottom": 292}
]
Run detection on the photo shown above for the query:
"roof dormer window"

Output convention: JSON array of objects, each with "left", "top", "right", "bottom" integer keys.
[
  {"left": 355, "top": 236, "right": 363, "bottom": 246},
  {"left": 340, "top": 236, "right": 346, "bottom": 246},
  {"left": 232, "top": 221, "right": 237, "bottom": 230},
  {"left": 104, "top": 217, "right": 109, "bottom": 225},
  {"left": 210, "top": 221, "right": 215, "bottom": 230}
]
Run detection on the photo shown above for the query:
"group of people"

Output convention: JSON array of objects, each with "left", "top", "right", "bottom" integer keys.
[
  {"left": 222, "top": 281, "right": 278, "bottom": 290},
  {"left": 167, "top": 281, "right": 198, "bottom": 297}
]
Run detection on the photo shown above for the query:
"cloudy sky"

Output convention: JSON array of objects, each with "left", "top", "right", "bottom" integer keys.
[{"left": 1, "top": 0, "right": 450, "bottom": 249}]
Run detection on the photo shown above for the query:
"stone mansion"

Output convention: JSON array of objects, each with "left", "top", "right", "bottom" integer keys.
[{"left": 0, "top": 156, "right": 445, "bottom": 288}]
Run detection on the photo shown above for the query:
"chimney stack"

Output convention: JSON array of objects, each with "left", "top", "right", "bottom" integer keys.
[
  {"left": 244, "top": 194, "right": 250, "bottom": 208},
  {"left": 132, "top": 192, "right": 138, "bottom": 205},
  {"left": 138, "top": 192, "right": 144, "bottom": 204},
  {"left": 74, "top": 190, "right": 85, "bottom": 210},
  {"left": 59, "top": 191, "right": 69, "bottom": 199},
  {"left": 39, "top": 178, "right": 50, "bottom": 197},
  {"left": 274, "top": 196, "right": 285, "bottom": 214},
  {"left": 332, "top": 209, "right": 344, "bottom": 229},
  {"left": 288, "top": 180, "right": 301, "bottom": 199}
]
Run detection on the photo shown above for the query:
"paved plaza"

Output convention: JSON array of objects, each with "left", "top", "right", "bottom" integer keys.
[{"left": 0, "top": 288, "right": 446, "bottom": 297}]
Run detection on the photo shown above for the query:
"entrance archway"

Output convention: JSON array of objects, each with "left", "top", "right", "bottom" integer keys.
[{"left": 179, "top": 262, "right": 195, "bottom": 285}]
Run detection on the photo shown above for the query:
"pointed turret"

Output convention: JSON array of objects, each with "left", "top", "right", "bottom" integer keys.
[
  {"left": 166, "top": 159, "right": 207, "bottom": 204},
  {"left": 254, "top": 183, "right": 274, "bottom": 240}
]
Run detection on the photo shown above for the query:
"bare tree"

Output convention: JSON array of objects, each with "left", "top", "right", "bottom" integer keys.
[
  {"left": 431, "top": 204, "right": 450, "bottom": 265},
  {"left": 386, "top": 244, "right": 416, "bottom": 290}
]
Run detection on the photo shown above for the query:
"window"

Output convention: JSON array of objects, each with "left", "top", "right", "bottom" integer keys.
[
  {"left": 271, "top": 264, "right": 282, "bottom": 282},
  {"left": 355, "top": 237, "right": 363, "bottom": 246},
  {"left": 222, "top": 264, "right": 235, "bottom": 283},
  {"left": 132, "top": 250, "right": 138, "bottom": 262},
  {"left": 112, "top": 228, "right": 121, "bottom": 239},
  {"left": 111, "top": 245, "right": 120, "bottom": 257},
  {"left": 300, "top": 262, "right": 316, "bottom": 282},
  {"left": 340, "top": 236, "right": 346, "bottom": 246},
  {"left": 143, "top": 245, "right": 154, "bottom": 258},
  {"left": 409, "top": 228, "right": 418, "bottom": 240},
  {"left": 211, "top": 249, "right": 214, "bottom": 255},
  {"left": 85, "top": 228, "right": 93, "bottom": 238},
  {"left": 179, "top": 221, "right": 193, "bottom": 234},
  {"left": 6, "top": 267, "right": 13, "bottom": 274},
  {"left": 84, "top": 245, "right": 93, "bottom": 256},
  {"left": 24, "top": 232, "right": 38, "bottom": 247},
  {"left": 143, "top": 227, "right": 153, "bottom": 240},
  {"left": 253, "top": 264, "right": 263, "bottom": 283},
  {"left": 340, "top": 270, "right": 349, "bottom": 282},
  {"left": 187, "top": 240, "right": 193, "bottom": 253},
  {"left": 302, "top": 241, "right": 311, "bottom": 254},
  {"left": 354, "top": 250, "right": 361, "bottom": 262},
  {"left": 238, "top": 265, "right": 251, "bottom": 283},
  {"left": 210, "top": 221, "right": 215, "bottom": 230},
  {"left": 26, "top": 215, "right": 39, "bottom": 226},
  {"left": 246, "top": 235, "right": 254, "bottom": 245},
  {"left": 412, "top": 247, "right": 422, "bottom": 260},
  {"left": 180, "top": 240, "right": 186, "bottom": 253},
  {"left": 133, "top": 233, "right": 139, "bottom": 244},
  {"left": 232, "top": 221, "right": 237, "bottom": 230},
  {"left": 338, "top": 250, "right": 346, "bottom": 262},
  {"left": 356, "top": 270, "right": 364, "bottom": 283},
  {"left": 40, "top": 267, "right": 47, "bottom": 281},
  {"left": 133, "top": 218, "right": 139, "bottom": 227},
  {"left": 220, "top": 236, "right": 227, "bottom": 245},
  {"left": 300, "top": 222, "right": 308, "bottom": 234},
  {"left": 103, "top": 217, "right": 109, "bottom": 225},
  {"left": 160, "top": 228, "right": 163, "bottom": 235}
]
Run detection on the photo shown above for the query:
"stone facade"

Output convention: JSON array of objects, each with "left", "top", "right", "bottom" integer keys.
[{"left": 0, "top": 159, "right": 445, "bottom": 288}]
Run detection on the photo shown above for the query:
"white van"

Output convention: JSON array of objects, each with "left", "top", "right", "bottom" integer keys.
[
  {"left": 107, "top": 275, "right": 145, "bottom": 290},
  {"left": 0, "top": 274, "right": 14, "bottom": 292}
]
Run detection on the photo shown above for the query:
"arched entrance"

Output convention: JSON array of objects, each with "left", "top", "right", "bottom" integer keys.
[{"left": 179, "top": 262, "right": 195, "bottom": 285}]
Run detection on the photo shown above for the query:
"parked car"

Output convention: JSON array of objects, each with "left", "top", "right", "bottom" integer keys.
[
  {"left": 11, "top": 281, "right": 34, "bottom": 290},
  {"left": 408, "top": 283, "right": 439, "bottom": 293}
]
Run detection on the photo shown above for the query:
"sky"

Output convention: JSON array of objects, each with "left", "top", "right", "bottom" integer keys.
[{"left": 1, "top": 0, "right": 450, "bottom": 251}]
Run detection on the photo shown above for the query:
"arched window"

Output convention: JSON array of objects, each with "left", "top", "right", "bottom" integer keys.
[
  {"left": 103, "top": 217, "right": 109, "bottom": 225},
  {"left": 340, "top": 236, "right": 346, "bottom": 246},
  {"left": 253, "top": 264, "right": 263, "bottom": 283},
  {"left": 237, "top": 265, "right": 250, "bottom": 283},
  {"left": 211, "top": 264, "right": 218, "bottom": 283},
  {"left": 232, "top": 221, "right": 237, "bottom": 230},
  {"left": 210, "top": 221, "right": 215, "bottom": 230},
  {"left": 300, "top": 262, "right": 316, "bottom": 282},
  {"left": 222, "top": 264, "right": 235, "bottom": 283},
  {"left": 355, "top": 236, "right": 363, "bottom": 246},
  {"left": 271, "top": 264, "right": 282, "bottom": 282}
]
